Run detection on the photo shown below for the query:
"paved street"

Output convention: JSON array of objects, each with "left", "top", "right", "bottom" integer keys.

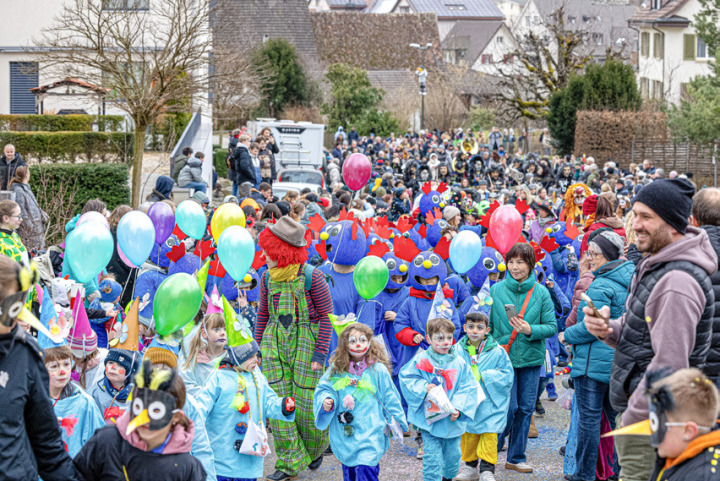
[{"left": 263, "top": 376, "right": 571, "bottom": 481}]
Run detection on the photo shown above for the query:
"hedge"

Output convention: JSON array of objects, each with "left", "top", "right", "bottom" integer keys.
[
  {"left": 30, "top": 164, "right": 130, "bottom": 214},
  {"left": 0, "top": 131, "right": 134, "bottom": 163},
  {"left": 0, "top": 114, "right": 125, "bottom": 132},
  {"left": 214, "top": 147, "right": 229, "bottom": 179}
]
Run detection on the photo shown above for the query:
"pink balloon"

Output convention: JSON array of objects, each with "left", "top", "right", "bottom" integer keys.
[
  {"left": 118, "top": 244, "right": 137, "bottom": 268},
  {"left": 489, "top": 205, "right": 523, "bottom": 255},
  {"left": 342, "top": 153, "right": 372, "bottom": 191},
  {"left": 77, "top": 211, "right": 109, "bottom": 230}
]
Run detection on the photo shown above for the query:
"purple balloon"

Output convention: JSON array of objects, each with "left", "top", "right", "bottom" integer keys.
[{"left": 147, "top": 202, "right": 175, "bottom": 244}]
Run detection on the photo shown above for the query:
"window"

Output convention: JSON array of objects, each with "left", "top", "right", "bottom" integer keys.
[
  {"left": 653, "top": 80, "right": 664, "bottom": 100},
  {"left": 398, "top": 6, "right": 410, "bottom": 12},
  {"left": 481, "top": 54, "right": 493, "bottom": 64},
  {"left": 651, "top": 0, "right": 661, "bottom": 9},
  {"left": 445, "top": 4, "right": 467, "bottom": 10},
  {"left": 582, "top": 15, "right": 590, "bottom": 23},
  {"left": 9, "top": 62, "right": 38, "bottom": 114},
  {"left": 503, "top": 54, "right": 514, "bottom": 64},
  {"left": 568, "top": 16, "right": 576, "bottom": 24},
  {"left": 533, "top": 15, "right": 539, "bottom": 24},
  {"left": 103, "top": 0, "right": 149, "bottom": 10},
  {"left": 639, "top": 77, "right": 649, "bottom": 98},
  {"left": 497, "top": 36, "right": 503, "bottom": 44},
  {"left": 592, "top": 33, "right": 603, "bottom": 45},
  {"left": 525, "top": 16, "right": 530, "bottom": 26},
  {"left": 653, "top": 32, "right": 664, "bottom": 59},
  {"left": 683, "top": 34, "right": 696, "bottom": 60},
  {"left": 697, "top": 36, "right": 715, "bottom": 59},
  {"left": 641, "top": 31, "right": 650, "bottom": 57}
]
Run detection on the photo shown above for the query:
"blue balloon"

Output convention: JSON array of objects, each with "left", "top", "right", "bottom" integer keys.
[
  {"left": 117, "top": 211, "right": 155, "bottom": 267},
  {"left": 449, "top": 230, "right": 483, "bottom": 274},
  {"left": 176, "top": 200, "right": 207, "bottom": 240},
  {"left": 65, "top": 221, "right": 114, "bottom": 283},
  {"left": 217, "top": 225, "right": 254, "bottom": 281}
]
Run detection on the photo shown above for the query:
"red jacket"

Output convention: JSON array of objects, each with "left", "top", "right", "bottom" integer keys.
[{"left": 580, "top": 216, "right": 626, "bottom": 257}]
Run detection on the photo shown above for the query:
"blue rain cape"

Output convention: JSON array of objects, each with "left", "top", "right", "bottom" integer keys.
[
  {"left": 373, "top": 287, "right": 409, "bottom": 376},
  {"left": 53, "top": 383, "right": 105, "bottom": 458}
]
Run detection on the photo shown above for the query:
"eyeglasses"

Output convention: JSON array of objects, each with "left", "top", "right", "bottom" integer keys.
[
  {"left": 587, "top": 251, "right": 602, "bottom": 259},
  {"left": 9, "top": 213, "right": 22, "bottom": 219}
]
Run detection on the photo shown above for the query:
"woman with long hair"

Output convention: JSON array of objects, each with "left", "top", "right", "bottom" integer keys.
[
  {"left": 9, "top": 166, "right": 48, "bottom": 251},
  {"left": 105, "top": 205, "right": 134, "bottom": 306}
]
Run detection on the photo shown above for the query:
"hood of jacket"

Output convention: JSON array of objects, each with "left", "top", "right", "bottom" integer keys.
[
  {"left": 638, "top": 226, "right": 718, "bottom": 278},
  {"left": 597, "top": 216, "right": 624, "bottom": 230},
  {"left": 155, "top": 175, "right": 174, "bottom": 197},
  {"left": 116, "top": 410, "right": 194, "bottom": 454},
  {"left": 594, "top": 259, "right": 634, "bottom": 289},
  {"left": 186, "top": 157, "right": 202, "bottom": 168},
  {"left": 700, "top": 224, "right": 720, "bottom": 269}
]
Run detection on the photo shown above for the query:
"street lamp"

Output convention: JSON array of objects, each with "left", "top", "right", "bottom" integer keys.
[{"left": 410, "top": 42, "right": 432, "bottom": 131}]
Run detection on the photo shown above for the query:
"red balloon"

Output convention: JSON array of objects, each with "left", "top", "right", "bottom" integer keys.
[
  {"left": 342, "top": 153, "right": 372, "bottom": 191},
  {"left": 489, "top": 205, "right": 523, "bottom": 255}
]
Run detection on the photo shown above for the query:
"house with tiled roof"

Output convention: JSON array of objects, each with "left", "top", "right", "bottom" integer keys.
[
  {"left": 628, "top": 0, "right": 712, "bottom": 104},
  {"left": 442, "top": 19, "right": 517, "bottom": 73},
  {"left": 388, "top": 0, "right": 505, "bottom": 40},
  {"left": 308, "top": 0, "right": 368, "bottom": 11}
]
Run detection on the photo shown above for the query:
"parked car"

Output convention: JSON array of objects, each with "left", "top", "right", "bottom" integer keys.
[
  {"left": 272, "top": 182, "right": 322, "bottom": 200},
  {"left": 277, "top": 168, "right": 325, "bottom": 190}
]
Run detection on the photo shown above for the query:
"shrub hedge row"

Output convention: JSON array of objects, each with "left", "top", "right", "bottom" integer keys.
[
  {"left": 0, "top": 114, "right": 125, "bottom": 132},
  {"left": 0, "top": 131, "right": 134, "bottom": 163},
  {"left": 29, "top": 163, "right": 131, "bottom": 215},
  {"left": 214, "top": 147, "right": 229, "bottom": 179}
]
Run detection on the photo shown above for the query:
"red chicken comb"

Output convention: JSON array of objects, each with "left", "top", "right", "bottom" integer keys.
[
  {"left": 316, "top": 239, "right": 328, "bottom": 261},
  {"left": 193, "top": 238, "right": 215, "bottom": 261},
  {"left": 396, "top": 216, "right": 413, "bottom": 234},
  {"left": 479, "top": 201, "right": 501, "bottom": 228},
  {"left": 393, "top": 236, "right": 420, "bottom": 263},
  {"left": 540, "top": 235, "right": 560, "bottom": 253},
  {"left": 515, "top": 199, "right": 529, "bottom": 215},
  {"left": 251, "top": 249, "right": 266, "bottom": 270},
  {"left": 434, "top": 236, "right": 451, "bottom": 260},
  {"left": 530, "top": 241, "right": 546, "bottom": 262},
  {"left": 172, "top": 224, "right": 188, "bottom": 241},
  {"left": 209, "top": 258, "right": 227, "bottom": 278},
  {"left": 307, "top": 213, "right": 326, "bottom": 234},
  {"left": 418, "top": 224, "right": 427, "bottom": 239},
  {"left": 564, "top": 218, "right": 581, "bottom": 240},
  {"left": 436, "top": 182, "right": 448, "bottom": 194},
  {"left": 422, "top": 182, "right": 432, "bottom": 195},
  {"left": 166, "top": 244, "right": 186, "bottom": 263},
  {"left": 368, "top": 242, "right": 390, "bottom": 258}
]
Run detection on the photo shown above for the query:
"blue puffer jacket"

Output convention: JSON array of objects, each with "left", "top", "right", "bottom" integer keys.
[{"left": 564, "top": 259, "right": 634, "bottom": 383}]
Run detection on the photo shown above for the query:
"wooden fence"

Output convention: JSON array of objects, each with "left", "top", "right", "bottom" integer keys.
[{"left": 630, "top": 138, "right": 718, "bottom": 186}]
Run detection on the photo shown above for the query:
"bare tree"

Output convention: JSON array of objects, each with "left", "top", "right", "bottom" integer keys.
[
  {"left": 35, "top": 0, "right": 213, "bottom": 207},
  {"left": 494, "top": 4, "right": 593, "bottom": 122}
]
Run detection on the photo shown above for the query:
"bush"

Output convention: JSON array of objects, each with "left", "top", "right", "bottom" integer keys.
[
  {"left": 146, "top": 113, "right": 192, "bottom": 151},
  {"left": 29, "top": 164, "right": 130, "bottom": 243},
  {"left": 94, "top": 115, "right": 126, "bottom": 132},
  {"left": 214, "top": 147, "right": 229, "bottom": 179},
  {"left": 468, "top": 106, "right": 495, "bottom": 131},
  {"left": 0, "top": 114, "right": 124, "bottom": 132},
  {"left": 0, "top": 131, "right": 134, "bottom": 163}
]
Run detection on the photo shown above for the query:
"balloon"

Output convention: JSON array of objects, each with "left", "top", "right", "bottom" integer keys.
[
  {"left": 217, "top": 225, "right": 254, "bottom": 281},
  {"left": 118, "top": 245, "right": 136, "bottom": 268},
  {"left": 153, "top": 273, "right": 203, "bottom": 336},
  {"left": 176, "top": 200, "right": 207, "bottom": 240},
  {"left": 117, "top": 211, "right": 155, "bottom": 267},
  {"left": 489, "top": 205, "right": 523, "bottom": 255},
  {"left": 76, "top": 211, "right": 109, "bottom": 230},
  {"left": 65, "top": 221, "right": 113, "bottom": 283},
  {"left": 353, "top": 256, "right": 389, "bottom": 300},
  {"left": 342, "top": 153, "right": 372, "bottom": 191},
  {"left": 211, "top": 203, "right": 246, "bottom": 244},
  {"left": 147, "top": 202, "right": 175, "bottom": 244},
  {"left": 449, "top": 231, "right": 483, "bottom": 274}
]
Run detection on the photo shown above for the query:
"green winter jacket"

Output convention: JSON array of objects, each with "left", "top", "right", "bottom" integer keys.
[{"left": 489, "top": 273, "right": 557, "bottom": 368}]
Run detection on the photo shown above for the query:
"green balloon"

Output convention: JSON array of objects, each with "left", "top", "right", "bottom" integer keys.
[
  {"left": 153, "top": 273, "right": 203, "bottom": 336},
  {"left": 353, "top": 256, "right": 390, "bottom": 300}
]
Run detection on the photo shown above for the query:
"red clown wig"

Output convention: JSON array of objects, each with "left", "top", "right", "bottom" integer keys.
[{"left": 258, "top": 227, "right": 309, "bottom": 268}]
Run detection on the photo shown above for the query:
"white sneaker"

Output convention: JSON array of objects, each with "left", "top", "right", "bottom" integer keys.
[
  {"left": 479, "top": 472, "right": 496, "bottom": 481},
  {"left": 454, "top": 464, "right": 479, "bottom": 481},
  {"left": 505, "top": 462, "right": 533, "bottom": 473}
]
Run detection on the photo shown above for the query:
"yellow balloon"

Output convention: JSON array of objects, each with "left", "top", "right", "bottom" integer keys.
[{"left": 211, "top": 203, "right": 246, "bottom": 243}]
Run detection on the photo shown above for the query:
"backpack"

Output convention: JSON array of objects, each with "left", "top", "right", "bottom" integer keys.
[{"left": 34, "top": 245, "right": 64, "bottom": 288}]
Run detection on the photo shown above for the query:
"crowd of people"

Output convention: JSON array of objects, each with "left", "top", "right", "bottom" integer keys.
[{"left": 0, "top": 124, "right": 719, "bottom": 481}]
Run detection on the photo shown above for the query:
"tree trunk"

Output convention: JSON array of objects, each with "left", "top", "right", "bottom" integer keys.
[{"left": 132, "top": 123, "right": 147, "bottom": 208}]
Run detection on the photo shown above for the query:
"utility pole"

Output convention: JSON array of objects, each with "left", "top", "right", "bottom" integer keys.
[{"left": 410, "top": 42, "right": 432, "bottom": 131}]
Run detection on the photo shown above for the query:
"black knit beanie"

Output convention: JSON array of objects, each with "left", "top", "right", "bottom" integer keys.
[{"left": 632, "top": 179, "right": 695, "bottom": 234}]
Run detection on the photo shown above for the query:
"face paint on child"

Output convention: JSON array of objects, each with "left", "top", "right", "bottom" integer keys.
[
  {"left": 47, "top": 359, "right": 73, "bottom": 392},
  {"left": 464, "top": 320, "right": 490, "bottom": 343},
  {"left": 347, "top": 329, "right": 370, "bottom": 359},
  {"left": 106, "top": 361, "right": 127, "bottom": 385},
  {"left": 428, "top": 331, "right": 454, "bottom": 355},
  {"left": 205, "top": 326, "right": 227, "bottom": 346},
  {"left": 239, "top": 353, "right": 259, "bottom": 372}
]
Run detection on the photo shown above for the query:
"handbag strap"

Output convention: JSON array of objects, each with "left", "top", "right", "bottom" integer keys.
[
  {"left": 250, "top": 371, "right": 262, "bottom": 422},
  {"left": 502, "top": 284, "right": 536, "bottom": 354}
]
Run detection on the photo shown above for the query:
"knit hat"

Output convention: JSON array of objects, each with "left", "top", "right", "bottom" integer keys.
[
  {"left": 443, "top": 206, "right": 461, "bottom": 221},
  {"left": 143, "top": 336, "right": 181, "bottom": 369},
  {"left": 37, "top": 287, "right": 68, "bottom": 350},
  {"left": 67, "top": 295, "right": 98, "bottom": 357},
  {"left": 633, "top": 178, "right": 695, "bottom": 234},
  {"left": 226, "top": 339, "right": 259, "bottom": 367},
  {"left": 223, "top": 195, "right": 239, "bottom": 204},
  {"left": 192, "top": 191, "right": 210, "bottom": 205},
  {"left": 105, "top": 347, "right": 141, "bottom": 377},
  {"left": 582, "top": 195, "right": 598, "bottom": 216},
  {"left": 99, "top": 279, "right": 122, "bottom": 304},
  {"left": 589, "top": 229, "right": 623, "bottom": 261}
]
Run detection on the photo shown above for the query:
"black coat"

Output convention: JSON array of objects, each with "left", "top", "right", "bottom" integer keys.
[
  {"left": 105, "top": 227, "right": 137, "bottom": 306},
  {"left": 232, "top": 144, "right": 256, "bottom": 185},
  {"left": 0, "top": 152, "right": 26, "bottom": 191},
  {"left": 74, "top": 425, "right": 206, "bottom": 481},
  {"left": 701, "top": 225, "right": 720, "bottom": 383},
  {"left": 0, "top": 325, "right": 77, "bottom": 480},
  {"left": 650, "top": 435, "right": 720, "bottom": 481}
]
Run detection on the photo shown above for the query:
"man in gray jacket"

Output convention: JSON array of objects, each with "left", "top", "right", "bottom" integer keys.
[
  {"left": 585, "top": 179, "right": 717, "bottom": 481},
  {"left": 177, "top": 152, "right": 208, "bottom": 193}
]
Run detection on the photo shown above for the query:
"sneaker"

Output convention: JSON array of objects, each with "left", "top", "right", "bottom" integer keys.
[
  {"left": 559, "top": 445, "right": 566, "bottom": 456},
  {"left": 535, "top": 400, "right": 546, "bottom": 417},
  {"left": 416, "top": 446, "right": 425, "bottom": 459},
  {"left": 307, "top": 455, "right": 323, "bottom": 471},
  {"left": 454, "top": 464, "right": 479, "bottom": 481},
  {"left": 266, "top": 470, "right": 296, "bottom": 481},
  {"left": 479, "top": 472, "right": 497, "bottom": 481},
  {"left": 505, "top": 462, "right": 533, "bottom": 473},
  {"left": 557, "top": 360, "right": 568, "bottom": 367},
  {"left": 546, "top": 382, "right": 558, "bottom": 401}
]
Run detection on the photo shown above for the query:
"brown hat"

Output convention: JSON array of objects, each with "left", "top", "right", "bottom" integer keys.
[{"left": 268, "top": 216, "right": 307, "bottom": 247}]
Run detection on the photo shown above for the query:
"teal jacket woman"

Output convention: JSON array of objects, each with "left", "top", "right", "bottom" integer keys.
[
  {"left": 564, "top": 259, "right": 633, "bottom": 384},
  {"left": 489, "top": 273, "right": 557, "bottom": 368}
]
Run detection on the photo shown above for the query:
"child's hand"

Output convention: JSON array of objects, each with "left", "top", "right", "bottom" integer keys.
[
  {"left": 384, "top": 311, "right": 397, "bottom": 321},
  {"left": 105, "top": 308, "right": 118, "bottom": 318},
  {"left": 311, "top": 361, "right": 323, "bottom": 371},
  {"left": 238, "top": 290, "right": 248, "bottom": 308},
  {"left": 450, "top": 410, "right": 460, "bottom": 421},
  {"left": 426, "top": 383, "right": 437, "bottom": 394},
  {"left": 412, "top": 334, "right": 423, "bottom": 345},
  {"left": 322, "top": 398, "right": 334, "bottom": 412}
]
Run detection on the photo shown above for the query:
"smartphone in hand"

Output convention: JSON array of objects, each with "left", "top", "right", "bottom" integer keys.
[
  {"left": 581, "top": 293, "right": 608, "bottom": 325},
  {"left": 504, "top": 304, "right": 518, "bottom": 320}
]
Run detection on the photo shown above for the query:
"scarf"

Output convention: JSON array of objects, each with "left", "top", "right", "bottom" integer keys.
[
  {"left": 349, "top": 359, "right": 368, "bottom": 377},
  {"left": 409, "top": 286, "right": 454, "bottom": 300},
  {"left": 538, "top": 215, "right": 553, "bottom": 228},
  {"left": 268, "top": 264, "right": 300, "bottom": 282},
  {"left": 416, "top": 357, "right": 457, "bottom": 391},
  {"left": 103, "top": 376, "right": 132, "bottom": 403}
]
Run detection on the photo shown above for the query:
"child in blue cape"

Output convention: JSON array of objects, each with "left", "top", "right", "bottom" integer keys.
[
  {"left": 454, "top": 312, "right": 513, "bottom": 481},
  {"left": 314, "top": 322, "right": 408, "bottom": 481},
  {"left": 195, "top": 333, "right": 295, "bottom": 481},
  {"left": 180, "top": 312, "right": 227, "bottom": 396},
  {"left": 399, "top": 317, "right": 479, "bottom": 481},
  {"left": 87, "top": 277, "right": 124, "bottom": 349}
]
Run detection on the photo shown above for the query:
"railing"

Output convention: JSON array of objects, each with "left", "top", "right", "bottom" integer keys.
[{"left": 169, "top": 112, "right": 201, "bottom": 177}]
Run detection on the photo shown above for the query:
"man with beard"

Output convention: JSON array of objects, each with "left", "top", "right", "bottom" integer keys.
[{"left": 584, "top": 179, "right": 717, "bottom": 481}]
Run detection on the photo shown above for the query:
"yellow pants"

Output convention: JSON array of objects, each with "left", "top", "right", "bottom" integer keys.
[{"left": 460, "top": 432, "right": 498, "bottom": 465}]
